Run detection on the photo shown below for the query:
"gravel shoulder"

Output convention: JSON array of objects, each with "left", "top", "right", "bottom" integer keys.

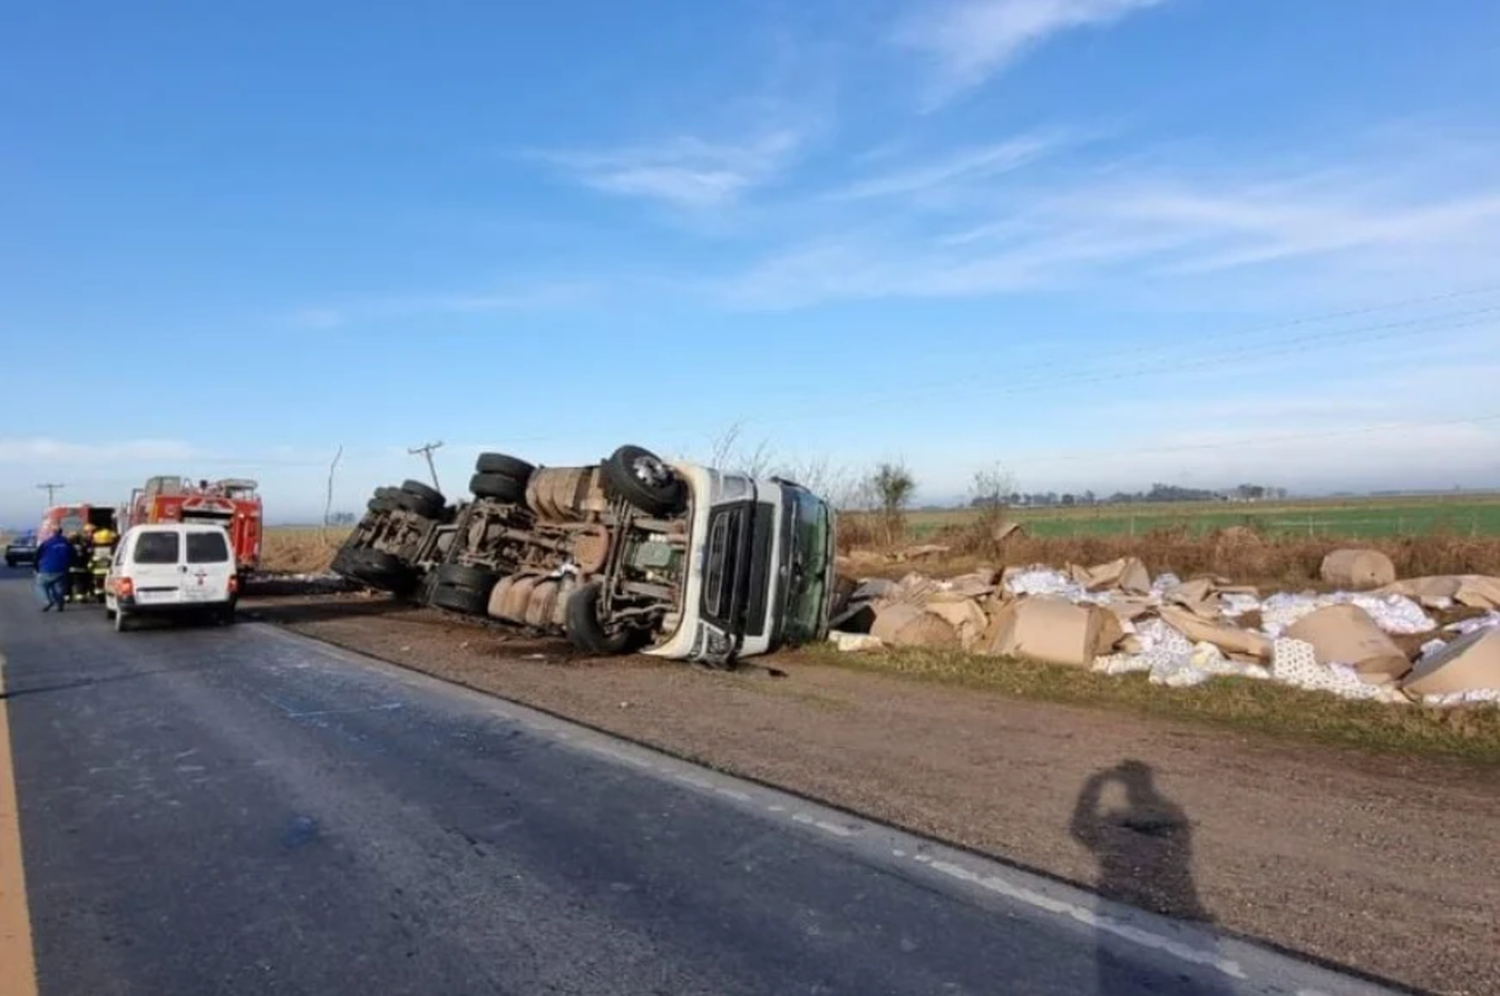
[{"left": 249, "top": 592, "right": 1500, "bottom": 996}]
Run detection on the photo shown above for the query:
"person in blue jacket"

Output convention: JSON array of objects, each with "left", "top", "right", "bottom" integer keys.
[{"left": 34, "top": 529, "right": 73, "bottom": 612}]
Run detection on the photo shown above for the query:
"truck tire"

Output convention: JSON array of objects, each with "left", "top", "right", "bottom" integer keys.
[
  {"left": 475, "top": 453, "right": 536, "bottom": 478},
  {"left": 391, "top": 490, "right": 444, "bottom": 519},
  {"left": 433, "top": 563, "right": 498, "bottom": 594},
  {"left": 429, "top": 582, "right": 488, "bottom": 616},
  {"left": 563, "top": 581, "right": 631, "bottom": 655},
  {"left": 602, "top": 445, "right": 686, "bottom": 517},
  {"left": 342, "top": 549, "right": 416, "bottom": 592},
  {"left": 401, "top": 480, "right": 444, "bottom": 506},
  {"left": 470, "top": 472, "right": 528, "bottom": 504}
]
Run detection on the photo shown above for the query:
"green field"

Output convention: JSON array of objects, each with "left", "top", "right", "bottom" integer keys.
[{"left": 906, "top": 495, "right": 1500, "bottom": 540}]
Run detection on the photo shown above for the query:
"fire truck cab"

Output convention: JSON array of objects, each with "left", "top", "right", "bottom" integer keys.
[{"left": 126, "top": 477, "right": 263, "bottom": 572}]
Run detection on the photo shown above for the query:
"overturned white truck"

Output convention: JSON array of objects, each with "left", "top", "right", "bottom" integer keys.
[{"left": 332, "top": 444, "right": 837, "bottom": 666}]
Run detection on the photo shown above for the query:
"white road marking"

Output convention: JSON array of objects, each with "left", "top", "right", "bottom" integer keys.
[{"left": 922, "top": 858, "right": 1248, "bottom": 980}]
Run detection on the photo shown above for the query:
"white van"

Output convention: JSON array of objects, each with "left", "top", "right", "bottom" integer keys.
[{"left": 104, "top": 523, "right": 240, "bottom": 632}]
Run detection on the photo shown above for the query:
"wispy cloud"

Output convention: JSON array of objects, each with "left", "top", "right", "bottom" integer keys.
[
  {"left": 0, "top": 438, "right": 199, "bottom": 464},
  {"left": 532, "top": 130, "right": 804, "bottom": 209},
  {"left": 721, "top": 130, "right": 1500, "bottom": 309},
  {"left": 893, "top": 0, "right": 1170, "bottom": 106},
  {"left": 288, "top": 282, "right": 592, "bottom": 330},
  {"left": 830, "top": 132, "right": 1063, "bottom": 199}
]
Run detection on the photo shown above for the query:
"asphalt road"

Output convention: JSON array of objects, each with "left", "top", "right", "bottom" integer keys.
[{"left": 0, "top": 569, "right": 1400, "bottom": 996}]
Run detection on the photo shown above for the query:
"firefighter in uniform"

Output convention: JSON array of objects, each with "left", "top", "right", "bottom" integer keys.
[
  {"left": 89, "top": 527, "right": 117, "bottom": 601},
  {"left": 67, "top": 528, "right": 93, "bottom": 603}
]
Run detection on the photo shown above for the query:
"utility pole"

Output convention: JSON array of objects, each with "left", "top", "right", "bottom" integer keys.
[
  {"left": 37, "top": 482, "right": 65, "bottom": 506},
  {"left": 408, "top": 441, "right": 444, "bottom": 491}
]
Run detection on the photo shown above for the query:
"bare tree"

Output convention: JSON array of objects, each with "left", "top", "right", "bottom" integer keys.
[
  {"left": 966, "top": 461, "right": 1024, "bottom": 556},
  {"left": 322, "top": 444, "right": 344, "bottom": 540},
  {"left": 707, "top": 421, "right": 777, "bottom": 477},
  {"left": 862, "top": 460, "right": 916, "bottom": 548}
]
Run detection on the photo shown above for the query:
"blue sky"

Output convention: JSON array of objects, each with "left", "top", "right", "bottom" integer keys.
[{"left": 4, "top": 0, "right": 1499, "bottom": 523}]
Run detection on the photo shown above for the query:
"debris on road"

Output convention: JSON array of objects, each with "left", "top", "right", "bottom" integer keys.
[{"left": 829, "top": 558, "right": 1500, "bottom": 706}]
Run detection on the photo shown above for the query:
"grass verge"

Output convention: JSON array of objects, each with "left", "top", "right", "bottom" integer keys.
[{"left": 796, "top": 643, "right": 1500, "bottom": 765}]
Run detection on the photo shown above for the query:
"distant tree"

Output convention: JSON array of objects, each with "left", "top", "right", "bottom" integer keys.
[
  {"left": 1061, "top": 493, "right": 1076, "bottom": 506},
  {"left": 862, "top": 461, "right": 917, "bottom": 547},
  {"left": 329, "top": 511, "right": 357, "bottom": 526}
]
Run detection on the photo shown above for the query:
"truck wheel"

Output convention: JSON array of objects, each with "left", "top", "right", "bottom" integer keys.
[
  {"left": 475, "top": 453, "right": 536, "bottom": 478},
  {"left": 564, "top": 581, "right": 631, "bottom": 655},
  {"left": 368, "top": 495, "right": 396, "bottom": 514},
  {"left": 429, "top": 583, "right": 488, "bottom": 616},
  {"left": 342, "top": 549, "right": 416, "bottom": 593},
  {"left": 392, "top": 490, "right": 444, "bottom": 519},
  {"left": 469, "top": 472, "right": 528, "bottom": 504},
  {"left": 603, "top": 445, "right": 686, "bottom": 517},
  {"left": 401, "top": 480, "right": 444, "bottom": 506},
  {"left": 433, "top": 563, "right": 499, "bottom": 594}
]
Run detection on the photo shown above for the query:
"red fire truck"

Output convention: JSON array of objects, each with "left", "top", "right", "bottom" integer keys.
[{"left": 122, "top": 477, "right": 264, "bottom": 571}]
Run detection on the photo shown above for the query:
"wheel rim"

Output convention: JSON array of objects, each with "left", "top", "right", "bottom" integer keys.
[{"left": 631, "top": 455, "right": 671, "bottom": 489}]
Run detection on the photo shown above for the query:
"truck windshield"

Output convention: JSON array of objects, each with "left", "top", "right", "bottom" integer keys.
[{"left": 782, "top": 489, "right": 832, "bottom": 643}]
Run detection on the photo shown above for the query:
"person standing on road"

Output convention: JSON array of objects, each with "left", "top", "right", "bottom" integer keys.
[{"left": 34, "top": 529, "right": 73, "bottom": 612}]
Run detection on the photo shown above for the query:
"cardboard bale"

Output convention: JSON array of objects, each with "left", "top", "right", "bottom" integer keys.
[
  {"left": 1455, "top": 576, "right": 1500, "bottom": 610},
  {"left": 983, "top": 596, "right": 1125, "bottom": 668},
  {"left": 1320, "top": 549, "right": 1397, "bottom": 591},
  {"left": 924, "top": 595, "right": 990, "bottom": 651},
  {"left": 1158, "top": 606, "right": 1272, "bottom": 662},
  {"left": 943, "top": 569, "right": 999, "bottom": 599},
  {"left": 1069, "top": 557, "right": 1152, "bottom": 595},
  {"left": 1105, "top": 595, "right": 1158, "bottom": 625},
  {"left": 1382, "top": 574, "right": 1500, "bottom": 610},
  {"left": 870, "top": 602, "right": 960, "bottom": 649},
  {"left": 1401, "top": 628, "right": 1500, "bottom": 696},
  {"left": 1377, "top": 576, "right": 1461, "bottom": 608},
  {"left": 1283, "top": 604, "right": 1410, "bottom": 683}
]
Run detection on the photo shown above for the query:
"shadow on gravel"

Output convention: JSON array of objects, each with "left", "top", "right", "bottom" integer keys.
[{"left": 1071, "top": 760, "right": 1234, "bottom": 995}]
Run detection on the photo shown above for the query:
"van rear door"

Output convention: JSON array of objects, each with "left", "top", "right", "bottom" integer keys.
[
  {"left": 182, "top": 528, "right": 235, "bottom": 603},
  {"left": 128, "top": 530, "right": 186, "bottom": 606}
]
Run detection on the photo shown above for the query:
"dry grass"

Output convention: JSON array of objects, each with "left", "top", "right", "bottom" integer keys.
[
  {"left": 259, "top": 526, "right": 349, "bottom": 574},
  {"left": 839, "top": 512, "right": 1500, "bottom": 587},
  {"left": 799, "top": 643, "right": 1500, "bottom": 763}
]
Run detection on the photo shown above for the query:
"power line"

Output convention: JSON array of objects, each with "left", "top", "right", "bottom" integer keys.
[
  {"left": 36, "top": 483, "right": 64, "bottom": 505},
  {"left": 1013, "top": 412, "right": 1500, "bottom": 465}
]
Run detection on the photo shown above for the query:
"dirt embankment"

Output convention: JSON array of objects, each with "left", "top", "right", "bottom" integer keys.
[{"left": 248, "top": 592, "right": 1500, "bottom": 996}]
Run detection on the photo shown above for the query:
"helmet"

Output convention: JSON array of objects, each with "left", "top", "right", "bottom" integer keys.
[{"left": 93, "top": 528, "right": 116, "bottom": 545}]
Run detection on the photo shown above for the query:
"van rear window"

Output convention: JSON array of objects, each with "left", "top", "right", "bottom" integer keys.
[
  {"left": 133, "top": 532, "right": 180, "bottom": 565},
  {"left": 187, "top": 531, "right": 231, "bottom": 564}
]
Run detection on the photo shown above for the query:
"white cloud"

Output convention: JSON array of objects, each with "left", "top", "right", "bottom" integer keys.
[
  {"left": 720, "top": 130, "right": 1500, "bottom": 309},
  {"left": 831, "top": 133, "right": 1062, "bottom": 200},
  {"left": 534, "top": 130, "right": 803, "bottom": 209},
  {"left": 893, "top": 0, "right": 1169, "bottom": 105}
]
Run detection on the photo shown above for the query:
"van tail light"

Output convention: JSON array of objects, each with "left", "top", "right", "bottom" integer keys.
[
  {"left": 116, "top": 577, "right": 134, "bottom": 598},
  {"left": 228, "top": 574, "right": 239, "bottom": 594}
]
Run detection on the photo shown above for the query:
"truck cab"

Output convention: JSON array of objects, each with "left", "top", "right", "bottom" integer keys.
[{"left": 646, "top": 465, "right": 836, "bottom": 663}]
